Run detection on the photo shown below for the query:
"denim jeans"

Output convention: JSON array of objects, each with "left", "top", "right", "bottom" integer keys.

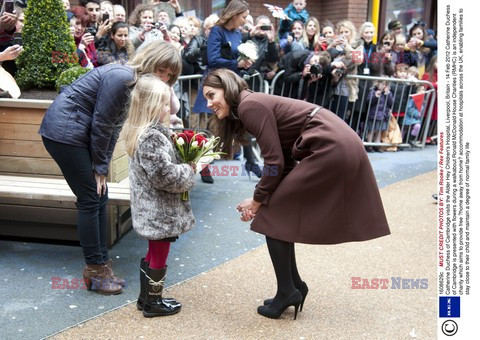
[{"left": 42, "top": 137, "right": 109, "bottom": 264}]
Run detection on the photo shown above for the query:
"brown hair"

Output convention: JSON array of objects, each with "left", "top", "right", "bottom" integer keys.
[
  {"left": 203, "top": 69, "right": 249, "bottom": 156},
  {"left": 128, "top": 4, "right": 154, "bottom": 27},
  {"left": 71, "top": 6, "right": 92, "bottom": 27},
  {"left": 216, "top": 0, "right": 249, "bottom": 28}
]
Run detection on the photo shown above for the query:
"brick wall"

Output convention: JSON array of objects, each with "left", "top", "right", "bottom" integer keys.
[{"left": 248, "top": 0, "right": 369, "bottom": 34}]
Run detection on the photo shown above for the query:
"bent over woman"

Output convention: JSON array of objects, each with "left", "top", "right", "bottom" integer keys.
[{"left": 202, "top": 68, "right": 390, "bottom": 319}]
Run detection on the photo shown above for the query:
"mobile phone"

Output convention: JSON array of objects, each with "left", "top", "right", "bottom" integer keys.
[
  {"left": 102, "top": 13, "right": 109, "bottom": 23},
  {"left": 4, "top": 0, "right": 15, "bottom": 13},
  {"left": 260, "top": 25, "right": 271, "bottom": 31},
  {"left": 160, "top": 0, "right": 169, "bottom": 2},
  {"left": 12, "top": 32, "right": 22, "bottom": 46}
]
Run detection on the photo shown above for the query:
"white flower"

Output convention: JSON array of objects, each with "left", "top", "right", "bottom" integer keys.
[
  {"left": 176, "top": 137, "right": 185, "bottom": 146},
  {"left": 191, "top": 141, "right": 199, "bottom": 148},
  {"left": 238, "top": 41, "right": 258, "bottom": 62}
]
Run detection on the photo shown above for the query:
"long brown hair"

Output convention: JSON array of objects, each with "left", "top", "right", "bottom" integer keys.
[
  {"left": 216, "top": 0, "right": 249, "bottom": 28},
  {"left": 204, "top": 69, "right": 249, "bottom": 156}
]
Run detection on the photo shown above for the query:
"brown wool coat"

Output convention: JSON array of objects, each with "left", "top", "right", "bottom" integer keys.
[{"left": 238, "top": 91, "right": 390, "bottom": 244}]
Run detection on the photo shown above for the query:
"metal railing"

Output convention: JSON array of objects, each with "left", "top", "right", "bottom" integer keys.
[{"left": 269, "top": 70, "right": 437, "bottom": 150}]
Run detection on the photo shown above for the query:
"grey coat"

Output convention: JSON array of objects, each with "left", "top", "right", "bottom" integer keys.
[{"left": 129, "top": 124, "right": 196, "bottom": 240}]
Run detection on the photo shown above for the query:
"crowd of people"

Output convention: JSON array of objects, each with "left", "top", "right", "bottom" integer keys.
[
  {"left": 2, "top": 0, "right": 435, "bottom": 321},
  {"left": 1, "top": 0, "right": 437, "bottom": 149}
]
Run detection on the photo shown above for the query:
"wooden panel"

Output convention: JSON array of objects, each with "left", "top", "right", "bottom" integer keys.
[
  {"left": 0, "top": 156, "right": 62, "bottom": 175},
  {"left": 0, "top": 107, "right": 45, "bottom": 124},
  {"left": 0, "top": 220, "right": 78, "bottom": 241},
  {"left": 112, "top": 140, "right": 127, "bottom": 160},
  {"left": 0, "top": 204, "right": 77, "bottom": 224},
  {"left": 0, "top": 197, "right": 77, "bottom": 209},
  {"left": 109, "top": 154, "right": 129, "bottom": 182},
  {"left": 0, "top": 139, "right": 51, "bottom": 158},
  {"left": 0, "top": 123, "right": 43, "bottom": 142}
]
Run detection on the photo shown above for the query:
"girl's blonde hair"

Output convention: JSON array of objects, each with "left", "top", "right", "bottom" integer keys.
[
  {"left": 122, "top": 74, "right": 171, "bottom": 156},
  {"left": 216, "top": 0, "right": 249, "bottom": 27},
  {"left": 336, "top": 20, "right": 357, "bottom": 44},
  {"left": 127, "top": 41, "right": 182, "bottom": 86}
]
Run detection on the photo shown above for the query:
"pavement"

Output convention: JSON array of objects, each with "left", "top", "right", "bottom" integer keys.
[{"left": 0, "top": 145, "right": 438, "bottom": 339}]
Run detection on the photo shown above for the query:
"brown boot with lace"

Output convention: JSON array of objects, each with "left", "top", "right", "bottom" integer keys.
[
  {"left": 105, "top": 259, "right": 126, "bottom": 287},
  {"left": 82, "top": 264, "right": 123, "bottom": 295}
]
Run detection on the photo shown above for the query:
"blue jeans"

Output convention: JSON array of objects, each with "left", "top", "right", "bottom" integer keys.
[{"left": 42, "top": 137, "right": 109, "bottom": 264}]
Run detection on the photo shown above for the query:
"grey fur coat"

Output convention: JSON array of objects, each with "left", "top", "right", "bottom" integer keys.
[{"left": 129, "top": 124, "right": 196, "bottom": 240}]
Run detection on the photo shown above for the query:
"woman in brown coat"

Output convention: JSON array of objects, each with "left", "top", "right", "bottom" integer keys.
[{"left": 203, "top": 68, "right": 390, "bottom": 320}]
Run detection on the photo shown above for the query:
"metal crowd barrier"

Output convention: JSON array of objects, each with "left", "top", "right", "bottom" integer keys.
[{"left": 269, "top": 71, "right": 437, "bottom": 150}]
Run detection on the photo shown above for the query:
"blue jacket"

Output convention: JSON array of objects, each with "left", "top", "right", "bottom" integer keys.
[
  {"left": 39, "top": 64, "right": 135, "bottom": 175},
  {"left": 279, "top": 4, "right": 309, "bottom": 39},
  {"left": 404, "top": 97, "right": 423, "bottom": 126}
]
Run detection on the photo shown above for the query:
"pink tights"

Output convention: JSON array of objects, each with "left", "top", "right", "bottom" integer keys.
[{"left": 145, "top": 240, "right": 171, "bottom": 269}]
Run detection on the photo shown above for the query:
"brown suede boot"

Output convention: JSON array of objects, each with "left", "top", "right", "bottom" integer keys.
[
  {"left": 82, "top": 264, "right": 123, "bottom": 295},
  {"left": 105, "top": 259, "right": 126, "bottom": 287}
]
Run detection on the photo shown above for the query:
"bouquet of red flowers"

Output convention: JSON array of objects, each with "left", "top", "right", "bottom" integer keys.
[{"left": 172, "top": 130, "right": 224, "bottom": 200}]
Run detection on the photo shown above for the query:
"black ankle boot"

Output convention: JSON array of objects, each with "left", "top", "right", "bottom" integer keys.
[
  {"left": 257, "top": 290, "right": 302, "bottom": 320},
  {"left": 142, "top": 266, "right": 181, "bottom": 317},
  {"left": 263, "top": 281, "right": 309, "bottom": 311}
]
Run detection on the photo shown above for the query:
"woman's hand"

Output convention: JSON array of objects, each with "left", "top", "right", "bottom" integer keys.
[
  {"left": 236, "top": 198, "right": 261, "bottom": 222},
  {"left": 95, "top": 173, "right": 107, "bottom": 196},
  {"left": 96, "top": 19, "right": 111, "bottom": 39},
  {"left": 0, "top": 44, "right": 22, "bottom": 61},
  {"left": 81, "top": 33, "right": 95, "bottom": 47},
  {"left": 238, "top": 58, "right": 253, "bottom": 69},
  {"left": 302, "top": 64, "right": 311, "bottom": 77}
]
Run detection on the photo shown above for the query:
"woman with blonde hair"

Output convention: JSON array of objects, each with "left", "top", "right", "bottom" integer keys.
[
  {"left": 327, "top": 20, "right": 363, "bottom": 121},
  {"left": 122, "top": 75, "right": 196, "bottom": 318},
  {"left": 39, "top": 41, "right": 182, "bottom": 296},
  {"left": 292, "top": 17, "right": 320, "bottom": 52}
]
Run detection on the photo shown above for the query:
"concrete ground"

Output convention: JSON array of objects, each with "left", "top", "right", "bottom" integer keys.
[{"left": 0, "top": 146, "right": 437, "bottom": 339}]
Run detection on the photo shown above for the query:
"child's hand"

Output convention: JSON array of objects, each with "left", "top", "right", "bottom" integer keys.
[
  {"left": 375, "top": 90, "right": 382, "bottom": 97},
  {"left": 189, "top": 162, "right": 197, "bottom": 173}
]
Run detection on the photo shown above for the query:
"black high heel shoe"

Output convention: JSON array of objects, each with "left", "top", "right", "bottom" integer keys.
[
  {"left": 257, "top": 290, "right": 302, "bottom": 320},
  {"left": 244, "top": 162, "right": 262, "bottom": 179},
  {"left": 263, "top": 281, "right": 309, "bottom": 311}
]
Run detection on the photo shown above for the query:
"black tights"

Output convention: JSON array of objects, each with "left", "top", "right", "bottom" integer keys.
[{"left": 266, "top": 236, "right": 303, "bottom": 303}]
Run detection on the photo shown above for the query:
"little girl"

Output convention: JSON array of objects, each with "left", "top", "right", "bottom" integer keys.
[
  {"left": 121, "top": 74, "right": 197, "bottom": 318},
  {"left": 366, "top": 79, "right": 394, "bottom": 152}
]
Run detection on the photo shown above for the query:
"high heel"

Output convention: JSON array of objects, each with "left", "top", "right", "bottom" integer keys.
[
  {"left": 257, "top": 290, "right": 302, "bottom": 320},
  {"left": 264, "top": 281, "right": 308, "bottom": 311},
  {"left": 244, "top": 162, "right": 262, "bottom": 179}
]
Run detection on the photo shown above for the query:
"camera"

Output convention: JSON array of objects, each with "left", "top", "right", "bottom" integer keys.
[
  {"left": 102, "top": 13, "right": 109, "bottom": 23},
  {"left": 310, "top": 64, "right": 323, "bottom": 76},
  {"left": 260, "top": 25, "right": 271, "bottom": 31},
  {"left": 334, "top": 68, "right": 344, "bottom": 76},
  {"left": 154, "top": 22, "right": 164, "bottom": 29},
  {"left": 383, "top": 41, "right": 391, "bottom": 47}
]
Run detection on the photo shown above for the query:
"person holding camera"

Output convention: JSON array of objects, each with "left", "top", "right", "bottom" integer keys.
[
  {"left": 0, "top": 6, "right": 18, "bottom": 77},
  {"left": 247, "top": 15, "right": 279, "bottom": 81},
  {"left": 128, "top": 4, "right": 168, "bottom": 52},
  {"left": 279, "top": 20, "right": 304, "bottom": 55},
  {"left": 69, "top": 6, "right": 98, "bottom": 68}
]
